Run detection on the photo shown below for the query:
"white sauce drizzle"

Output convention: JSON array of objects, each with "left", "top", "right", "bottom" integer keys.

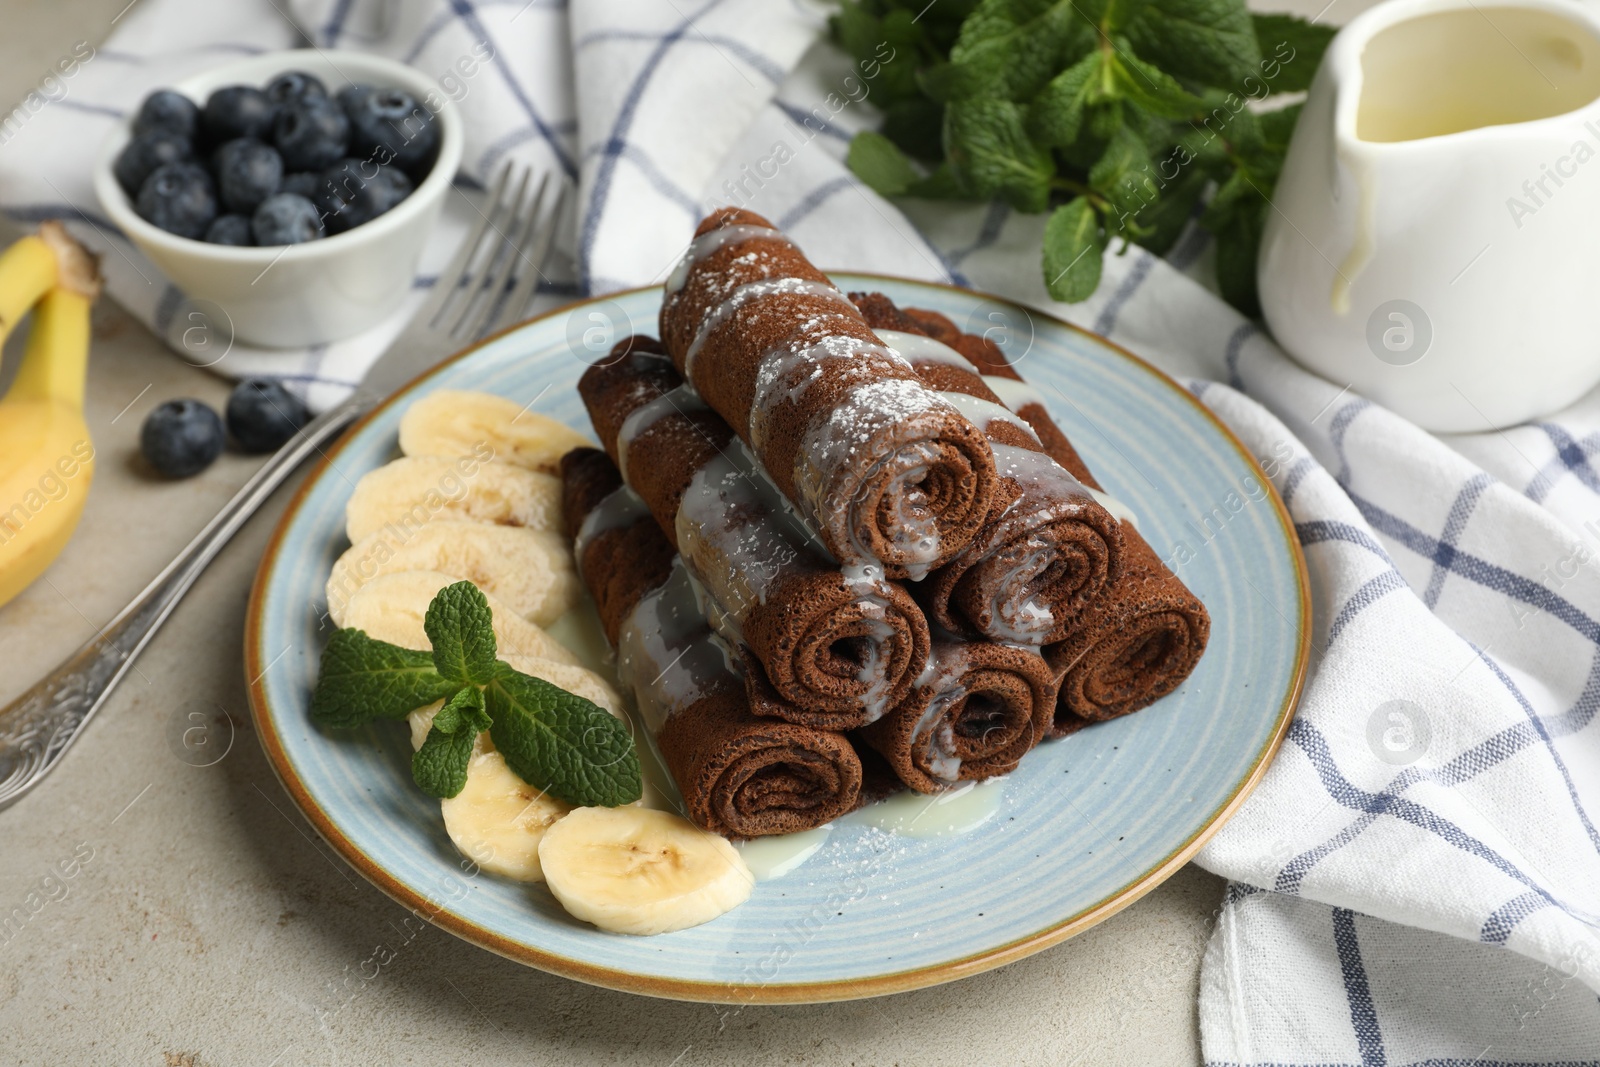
[
  {"left": 615, "top": 559, "right": 735, "bottom": 735},
  {"left": 793, "top": 378, "right": 957, "bottom": 578},
  {"left": 671, "top": 440, "right": 900, "bottom": 723},
  {"left": 683, "top": 278, "right": 857, "bottom": 380},
  {"left": 980, "top": 378, "right": 1140, "bottom": 529},
  {"left": 1087, "top": 486, "right": 1139, "bottom": 528},
  {"left": 937, "top": 390, "right": 1041, "bottom": 442},
  {"left": 913, "top": 682, "right": 967, "bottom": 783},
  {"left": 980, "top": 443, "right": 1109, "bottom": 644},
  {"left": 875, "top": 329, "right": 973, "bottom": 370},
  {"left": 615, "top": 385, "right": 708, "bottom": 483},
  {"left": 747, "top": 335, "right": 903, "bottom": 455},
  {"left": 572, "top": 486, "right": 650, "bottom": 582},
  {"left": 734, "top": 826, "right": 832, "bottom": 881},
  {"left": 838, "top": 778, "right": 1006, "bottom": 837},
  {"left": 664, "top": 225, "right": 791, "bottom": 295},
  {"left": 981, "top": 375, "right": 1046, "bottom": 412}
]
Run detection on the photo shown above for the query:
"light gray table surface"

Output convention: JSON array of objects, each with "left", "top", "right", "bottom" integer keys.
[{"left": 0, "top": 0, "right": 1377, "bottom": 1062}]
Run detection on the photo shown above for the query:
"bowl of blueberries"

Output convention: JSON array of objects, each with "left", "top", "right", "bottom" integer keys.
[{"left": 94, "top": 50, "right": 462, "bottom": 348}]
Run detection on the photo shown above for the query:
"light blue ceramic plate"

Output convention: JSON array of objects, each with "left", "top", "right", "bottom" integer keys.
[{"left": 246, "top": 274, "right": 1309, "bottom": 1003}]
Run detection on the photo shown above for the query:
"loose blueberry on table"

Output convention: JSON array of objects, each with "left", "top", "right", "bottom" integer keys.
[
  {"left": 118, "top": 72, "right": 436, "bottom": 247},
  {"left": 140, "top": 398, "right": 226, "bottom": 479},
  {"left": 226, "top": 378, "right": 310, "bottom": 453}
]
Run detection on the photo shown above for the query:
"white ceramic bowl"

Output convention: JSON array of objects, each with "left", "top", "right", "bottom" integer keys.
[{"left": 94, "top": 49, "right": 463, "bottom": 349}]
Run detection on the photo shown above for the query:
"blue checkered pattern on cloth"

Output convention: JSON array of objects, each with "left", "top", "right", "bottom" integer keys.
[{"left": 6, "top": 1, "right": 1596, "bottom": 1059}]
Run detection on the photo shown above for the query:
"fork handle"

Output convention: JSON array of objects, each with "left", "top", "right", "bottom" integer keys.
[{"left": 0, "top": 394, "right": 365, "bottom": 811}]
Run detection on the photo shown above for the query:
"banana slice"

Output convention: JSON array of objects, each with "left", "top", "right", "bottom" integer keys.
[
  {"left": 340, "top": 570, "right": 579, "bottom": 666},
  {"left": 398, "top": 389, "right": 590, "bottom": 475},
  {"left": 442, "top": 735, "right": 572, "bottom": 882},
  {"left": 344, "top": 455, "right": 563, "bottom": 544},
  {"left": 409, "top": 701, "right": 446, "bottom": 751},
  {"left": 326, "top": 520, "right": 578, "bottom": 628},
  {"left": 538, "top": 807, "right": 754, "bottom": 935}
]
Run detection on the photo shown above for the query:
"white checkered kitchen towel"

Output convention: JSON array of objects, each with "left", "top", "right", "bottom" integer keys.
[{"left": 5, "top": 1, "right": 1597, "bottom": 1061}]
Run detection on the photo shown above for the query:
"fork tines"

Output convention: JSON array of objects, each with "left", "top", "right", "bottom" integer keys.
[{"left": 419, "top": 161, "right": 570, "bottom": 346}]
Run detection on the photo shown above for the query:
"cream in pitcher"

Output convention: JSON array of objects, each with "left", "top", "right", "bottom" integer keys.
[{"left": 1259, "top": 0, "right": 1600, "bottom": 431}]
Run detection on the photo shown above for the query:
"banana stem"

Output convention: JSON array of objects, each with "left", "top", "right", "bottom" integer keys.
[{"left": 6, "top": 288, "right": 92, "bottom": 409}]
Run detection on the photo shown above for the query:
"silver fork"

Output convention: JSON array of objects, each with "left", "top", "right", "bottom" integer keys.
[{"left": 0, "top": 162, "right": 571, "bottom": 811}]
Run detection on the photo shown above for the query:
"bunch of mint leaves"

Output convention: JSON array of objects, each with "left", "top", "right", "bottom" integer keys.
[
  {"left": 832, "top": 0, "right": 1334, "bottom": 315},
  {"left": 311, "top": 581, "right": 641, "bottom": 807}
]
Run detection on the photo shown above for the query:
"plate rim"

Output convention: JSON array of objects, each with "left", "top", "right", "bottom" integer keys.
[{"left": 244, "top": 273, "right": 1311, "bottom": 1004}]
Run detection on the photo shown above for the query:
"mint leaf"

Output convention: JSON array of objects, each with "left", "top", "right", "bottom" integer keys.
[
  {"left": 1253, "top": 14, "right": 1334, "bottom": 94},
  {"left": 907, "top": 161, "right": 974, "bottom": 199},
  {"left": 310, "top": 629, "right": 461, "bottom": 729},
  {"left": 882, "top": 97, "right": 946, "bottom": 161},
  {"left": 848, "top": 131, "right": 921, "bottom": 197},
  {"left": 1203, "top": 168, "right": 1270, "bottom": 315},
  {"left": 944, "top": 0, "right": 1090, "bottom": 101},
  {"left": 1042, "top": 197, "right": 1105, "bottom": 301},
  {"left": 1212, "top": 206, "right": 1265, "bottom": 317},
  {"left": 412, "top": 726, "right": 474, "bottom": 798},
  {"left": 1124, "top": 0, "right": 1261, "bottom": 88},
  {"left": 1109, "top": 50, "right": 1206, "bottom": 119},
  {"left": 428, "top": 683, "right": 491, "bottom": 736},
  {"left": 424, "top": 581, "right": 498, "bottom": 686},
  {"left": 945, "top": 97, "right": 1054, "bottom": 212},
  {"left": 1028, "top": 51, "right": 1104, "bottom": 147},
  {"left": 1090, "top": 122, "right": 1158, "bottom": 226},
  {"left": 485, "top": 668, "right": 642, "bottom": 808},
  {"left": 1129, "top": 166, "right": 1208, "bottom": 255}
]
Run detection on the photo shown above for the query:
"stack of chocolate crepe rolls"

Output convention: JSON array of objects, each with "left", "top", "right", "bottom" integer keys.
[
  {"left": 562, "top": 209, "right": 1208, "bottom": 827},
  {"left": 847, "top": 294, "right": 1211, "bottom": 736},
  {"left": 577, "top": 332, "right": 1060, "bottom": 798},
  {"left": 561, "top": 446, "right": 863, "bottom": 838}
]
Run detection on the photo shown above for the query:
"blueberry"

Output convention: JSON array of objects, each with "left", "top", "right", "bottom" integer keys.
[
  {"left": 318, "top": 158, "right": 413, "bottom": 233},
  {"left": 133, "top": 90, "right": 199, "bottom": 140},
  {"left": 141, "top": 399, "right": 225, "bottom": 478},
  {"left": 214, "top": 138, "right": 283, "bottom": 213},
  {"left": 335, "top": 83, "right": 370, "bottom": 113},
  {"left": 264, "top": 71, "right": 327, "bottom": 108},
  {"left": 135, "top": 162, "right": 216, "bottom": 239},
  {"left": 203, "top": 214, "right": 253, "bottom": 245},
  {"left": 113, "top": 130, "right": 192, "bottom": 196},
  {"left": 280, "top": 171, "right": 321, "bottom": 200},
  {"left": 202, "top": 85, "right": 276, "bottom": 144},
  {"left": 341, "top": 86, "right": 437, "bottom": 176},
  {"left": 251, "top": 192, "right": 324, "bottom": 245},
  {"left": 227, "top": 378, "right": 310, "bottom": 453},
  {"left": 273, "top": 96, "right": 349, "bottom": 172}
]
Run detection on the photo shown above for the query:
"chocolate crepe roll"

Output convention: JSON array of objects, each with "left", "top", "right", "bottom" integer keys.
[
  {"left": 658, "top": 208, "right": 997, "bottom": 579},
  {"left": 851, "top": 293, "right": 1124, "bottom": 646},
  {"left": 578, "top": 337, "right": 932, "bottom": 729},
  {"left": 856, "top": 639, "right": 1058, "bottom": 794},
  {"left": 861, "top": 300, "right": 1211, "bottom": 730},
  {"left": 561, "top": 447, "right": 863, "bottom": 837}
]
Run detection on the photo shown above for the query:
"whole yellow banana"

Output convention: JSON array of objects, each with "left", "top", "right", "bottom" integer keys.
[{"left": 0, "top": 223, "right": 102, "bottom": 610}]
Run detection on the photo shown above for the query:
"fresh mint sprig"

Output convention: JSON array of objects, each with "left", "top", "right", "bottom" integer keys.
[
  {"left": 831, "top": 0, "right": 1335, "bottom": 315},
  {"left": 310, "top": 581, "right": 642, "bottom": 807}
]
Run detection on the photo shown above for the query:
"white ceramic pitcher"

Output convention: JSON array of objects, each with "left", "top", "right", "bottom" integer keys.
[{"left": 1259, "top": 0, "right": 1600, "bottom": 431}]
